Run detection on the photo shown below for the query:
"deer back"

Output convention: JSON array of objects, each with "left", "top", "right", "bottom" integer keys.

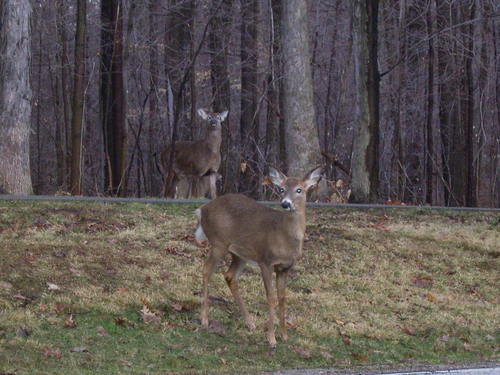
[{"left": 200, "top": 194, "right": 306, "bottom": 266}]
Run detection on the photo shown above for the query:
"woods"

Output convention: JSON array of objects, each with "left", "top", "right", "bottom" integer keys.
[{"left": 0, "top": 0, "right": 498, "bottom": 207}]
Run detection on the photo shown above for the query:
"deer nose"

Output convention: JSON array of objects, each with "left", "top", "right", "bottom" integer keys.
[{"left": 281, "top": 200, "right": 291, "bottom": 210}]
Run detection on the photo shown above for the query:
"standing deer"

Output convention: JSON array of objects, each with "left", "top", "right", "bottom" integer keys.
[
  {"left": 161, "top": 109, "right": 228, "bottom": 199},
  {"left": 195, "top": 166, "right": 324, "bottom": 347}
]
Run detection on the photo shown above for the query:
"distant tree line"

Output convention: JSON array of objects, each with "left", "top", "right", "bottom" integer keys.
[{"left": 0, "top": 0, "right": 498, "bottom": 207}]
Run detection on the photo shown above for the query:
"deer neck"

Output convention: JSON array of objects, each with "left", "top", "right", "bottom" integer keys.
[
  {"left": 283, "top": 203, "right": 307, "bottom": 241},
  {"left": 205, "top": 129, "right": 222, "bottom": 152}
]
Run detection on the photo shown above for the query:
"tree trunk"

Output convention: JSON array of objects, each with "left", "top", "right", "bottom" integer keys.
[
  {"left": 70, "top": 0, "right": 87, "bottom": 195},
  {"left": 281, "top": 0, "right": 322, "bottom": 177},
  {"left": 350, "top": 0, "right": 380, "bottom": 203},
  {"left": 265, "top": 0, "right": 282, "bottom": 174},
  {"left": 148, "top": 0, "right": 161, "bottom": 196},
  {"left": 209, "top": 0, "right": 235, "bottom": 193},
  {"left": 101, "top": 0, "right": 127, "bottom": 195},
  {"left": 0, "top": 0, "right": 33, "bottom": 194},
  {"left": 239, "top": 0, "right": 260, "bottom": 195},
  {"left": 425, "top": 0, "right": 444, "bottom": 205}
]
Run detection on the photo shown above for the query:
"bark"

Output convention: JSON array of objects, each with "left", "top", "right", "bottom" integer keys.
[
  {"left": 425, "top": 0, "right": 444, "bottom": 205},
  {"left": 101, "top": 0, "right": 127, "bottom": 195},
  {"left": 148, "top": 0, "right": 161, "bottom": 196},
  {"left": 239, "top": 0, "right": 260, "bottom": 195},
  {"left": 350, "top": 0, "right": 380, "bottom": 203},
  {"left": 56, "top": 0, "right": 70, "bottom": 188},
  {"left": 0, "top": 0, "right": 33, "bottom": 194},
  {"left": 70, "top": 0, "right": 87, "bottom": 195},
  {"left": 165, "top": 0, "right": 192, "bottom": 140},
  {"left": 281, "top": 0, "right": 322, "bottom": 176},
  {"left": 209, "top": 0, "right": 235, "bottom": 193}
]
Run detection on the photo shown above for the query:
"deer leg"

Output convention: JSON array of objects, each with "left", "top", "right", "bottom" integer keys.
[
  {"left": 209, "top": 172, "right": 217, "bottom": 199},
  {"left": 224, "top": 254, "right": 255, "bottom": 331},
  {"left": 259, "top": 263, "right": 277, "bottom": 348},
  {"left": 201, "top": 251, "right": 222, "bottom": 328},
  {"left": 276, "top": 269, "right": 289, "bottom": 341}
]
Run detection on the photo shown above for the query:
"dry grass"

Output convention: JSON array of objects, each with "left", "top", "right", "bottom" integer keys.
[{"left": 0, "top": 201, "right": 498, "bottom": 374}]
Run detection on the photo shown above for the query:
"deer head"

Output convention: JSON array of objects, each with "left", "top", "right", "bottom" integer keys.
[
  {"left": 197, "top": 108, "right": 228, "bottom": 130},
  {"left": 269, "top": 166, "right": 324, "bottom": 211}
]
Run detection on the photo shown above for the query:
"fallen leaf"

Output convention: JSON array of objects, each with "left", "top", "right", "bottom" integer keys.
[
  {"left": 96, "top": 326, "right": 107, "bottom": 337},
  {"left": 440, "top": 334, "right": 450, "bottom": 342},
  {"left": 286, "top": 318, "right": 299, "bottom": 330},
  {"left": 334, "top": 319, "right": 345, "bottom": 326},
  {"left": 351, "top": 352, "right": 368, "bottom": 361},
  {"left": 463, "top": 343, "right": 472, "bottom": 351},
  {"left": 69, "top": 268, "right": 82, "bottom": 276},
  {"left": 240, "top": 161, "right": 247, "bottom": 173},
  {"left": 0, "top": 281, "right": 13, "bottom": 290},
  {"left": 402, "top": 326, "right": 416, "bottom": 336},
  {"left": 70, "top": 346, "right": 88, "bottom": 353},
  {"left": 16, "top": 327, "right": 30, "bottom": 337},
  {"left": 342, "top": 337, "right": 351, "bottom": 346},
  {"left": 220, "top": 357, "right": 227, "bottom": 365},
  {"left": 411, "top": 277, "right": 433, "bottom": 288},
  {"left": 114, "top": 316, "right": 136, "bottom": 328},
  {"left": 47, "top": 283, "right": 61, "bottom": 291},
  {"left": 64, "top": 314, "right": 77, "bottom": 328},
  {"left": 42, "top": 347, "right": 62, "bottom": 359},
  {"left": 320, "top": 351, "right": 332, "bottom": 360},
  {"left": 426, "top": 293, "right": 437, "bottom": 302},
  {"left": 13, "top": 294, "right": 28, "bottom": 301},
  {"left": 140, "top": 305, "right": 162, "bottom": 325},
  {"left": 160, "top": 271, "right": 169, "bottom": 281},
  {"left": 292, "top": 347, "right": 310, "bottom": 357},
  {"left": 370, "top": 222, "right": 390, "bottom": 232},
  {"left": 261, "top": 176, "right": 272, "bottom": 186},
  {"left": 172, "top": 302, "right": 183, "bottom": 311}
]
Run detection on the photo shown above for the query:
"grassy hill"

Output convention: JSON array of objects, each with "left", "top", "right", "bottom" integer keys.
[{"left": 0, "top": 200, "right": 498, "bottom": 374}]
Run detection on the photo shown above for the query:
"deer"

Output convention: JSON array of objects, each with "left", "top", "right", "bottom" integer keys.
[
  {"left": 160, "top": 108, "right": 228, "bottom": 199},
  {"left": 194, "top": 166, "right": 324, "bottom": 347}
]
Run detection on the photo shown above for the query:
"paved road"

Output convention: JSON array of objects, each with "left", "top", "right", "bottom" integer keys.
[
  {"left": 1, "top": 194, "right": 499, "bottom": 212},
  {"left": 269, "top": 366, "right": 499, "bottom": 375}
]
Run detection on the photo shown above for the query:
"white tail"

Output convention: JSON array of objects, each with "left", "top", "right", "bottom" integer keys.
[
  {"left": 161, "top": 109, "right": 228, "bottom": 199},
  {"left": 195, "top": 166, "right": 323, "bottom": 347}
]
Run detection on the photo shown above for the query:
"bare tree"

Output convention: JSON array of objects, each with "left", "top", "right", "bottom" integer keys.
[
  {"left": 350, "top": 0, "right": 380, "bottom": 203},
  {"left": 281, "top": 0, "right": 322, "bottom": 176},
  {"left": 0, "top": 0, "right": 33, "bottom": 194},
  {"left": 101, "top": 0, "right": 127, "bottom": 195},
  {"left": 70, "top": 0, "right": 87, "bottom": 195}
]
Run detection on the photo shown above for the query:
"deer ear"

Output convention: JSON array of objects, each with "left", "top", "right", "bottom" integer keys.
[
  {"left": 197, "top": 108, "right": 208, "bottom": 120},
  {"left": 303, "top": 166, "right": 324, "bottom": 190},
  {"left": 268, "top": 167, "right": 287, "bottom": 187},
  {"left": 218, "top": 110, "right": 228, "bottom": 122}
]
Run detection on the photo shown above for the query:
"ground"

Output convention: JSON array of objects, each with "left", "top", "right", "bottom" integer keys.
[{"left": 0, "top": 200, "right": 498, "bottom": 374}]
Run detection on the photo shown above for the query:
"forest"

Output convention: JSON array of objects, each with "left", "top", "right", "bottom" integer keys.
[{"left": 0, "top": 0, "right": 498, "bottom": 207}]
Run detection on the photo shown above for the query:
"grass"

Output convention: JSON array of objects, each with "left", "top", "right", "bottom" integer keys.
[{"left": 0, "top": 200, "right": 498, "bottom": 374}]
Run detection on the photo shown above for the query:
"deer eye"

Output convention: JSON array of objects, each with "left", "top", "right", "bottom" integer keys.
[
  {"left": 279, "top": 187, "right": 285, "bottom": 193},
  {"left": 296, "top": 188, "right": 302, "bottom": 194}
]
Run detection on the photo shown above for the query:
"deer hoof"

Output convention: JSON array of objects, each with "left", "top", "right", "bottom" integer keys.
[
  {"left": 201, "top": 315, "right": 209, "bottom": 329},
  {"left": 195, "top": 239, "right": 208, "bottom": 247},
  {"left": 267, "top": 334, "right": 277, "bottom": 348},
  {"left": 245, "top": 318, "right": 256, "bottom": 331}
]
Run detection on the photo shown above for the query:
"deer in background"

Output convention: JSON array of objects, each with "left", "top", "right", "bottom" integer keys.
[
  {"left": 195, "top": 166, "right": 324, "bottom": 347},
  {"left": 161, "top": 109, "right": 228, "bottom": 199}
]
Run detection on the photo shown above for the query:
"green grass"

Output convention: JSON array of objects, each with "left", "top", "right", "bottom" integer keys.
[{"left": 0, "top": 201, "right": 498, "bottom": 374}]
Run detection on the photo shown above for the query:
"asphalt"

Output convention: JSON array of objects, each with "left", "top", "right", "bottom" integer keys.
[
  {"left": 269, "top": 366, "right": 500, "bottom": 375},
  {"left": 1, "top": 194, "right": 499, "bottom": 212}
]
